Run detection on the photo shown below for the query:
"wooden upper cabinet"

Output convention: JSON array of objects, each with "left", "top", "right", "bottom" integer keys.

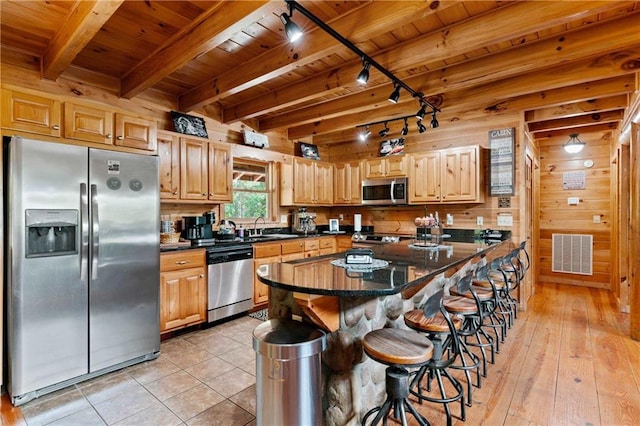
[
  {"left": 409, "top": 146, "right": 484, "bottom": 204},
  {"left": 409, "top": 152, "right": 441, "bottom": 203},
  {"left": 1, "top": 89, "right": 62, "bottom": 137},
  {"left": 180, "top": 137, "right": 208, "bottom": 200},
  {"left": 114, "top": 113, "right": 157, "bottom": 151},
  {"left": 158, "top": 131, "right": 180, "bottom": 200},
  {"left": 293, "top": 158, "right": 315, "bottom": 204},
  {"left": 334, "top": 160, "right": 362, "bottom": 205},
  {"left": 364, "top": 156, "right": 407, "bottom": 179},
  {"left": 64, "top": 102, "right": 114, "bottom": 145},
  {"left": 314, "top": 161, "right": 334, "bottom": 205},
  {"left": 207, "top": 142, "right": 232, "bottom": 202}
]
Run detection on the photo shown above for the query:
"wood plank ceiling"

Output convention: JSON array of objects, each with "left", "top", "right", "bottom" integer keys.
[{"left": 1, "top": 0, "right": 638, "bottom": 145}]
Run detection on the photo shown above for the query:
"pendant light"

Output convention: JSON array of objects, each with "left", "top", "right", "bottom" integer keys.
[{"left": 563, "top": 133, "right": 586, "bottom": 153}]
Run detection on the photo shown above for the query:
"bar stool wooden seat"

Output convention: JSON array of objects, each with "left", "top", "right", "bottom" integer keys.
[
  {"left": 362, "top": 328, "right": 434, "bottom": 425},
  {"left": 404, "top": 290, "right": 466, "bottom": 426}
]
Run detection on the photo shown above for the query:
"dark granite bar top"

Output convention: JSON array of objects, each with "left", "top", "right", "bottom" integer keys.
[{"left": 257, "top": 239, "right": 510, "bottom": 297}]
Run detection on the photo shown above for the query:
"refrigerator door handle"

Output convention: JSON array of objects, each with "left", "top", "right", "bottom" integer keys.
[
  {"left": 90, "top": 184, "right": 100, "bottom": 280},
  {"left": 80, "top": 183, "right": 89, "bottom": 280}
]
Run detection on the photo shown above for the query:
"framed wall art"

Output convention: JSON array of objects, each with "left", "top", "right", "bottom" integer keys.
[
  {"left": 171, "top": 111, "right": 208, "bottom": 138},
  {"left": 299, "top": 142, "right": 320, "bottom": 160},
  {"left": 379, "top": 138, "right": 405, "bottom": 157},
  {"left": 489, "top": 128, "right": 515, "bottom": 196}
]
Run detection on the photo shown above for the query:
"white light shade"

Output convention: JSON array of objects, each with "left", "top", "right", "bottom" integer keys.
[{"left": 563, "top": 133, "right": 586, "bottom": 154}]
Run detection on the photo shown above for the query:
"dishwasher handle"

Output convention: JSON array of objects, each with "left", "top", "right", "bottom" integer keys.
[{"left": 207, "top": 249, "right": 253, "bottom": 264}]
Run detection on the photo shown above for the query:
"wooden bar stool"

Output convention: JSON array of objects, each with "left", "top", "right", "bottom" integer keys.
[
  {"left": 404, "top": 289, "right": 466, "bottom": 426},
  {"left": 362, "top": 328, "right": 434, "bottom": 425}
]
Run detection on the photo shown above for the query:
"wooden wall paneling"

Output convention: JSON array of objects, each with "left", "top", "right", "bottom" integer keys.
[
  {"left": 617, "top": 144, "right": 631, "bottom": 312},
  {"left": 630, "top": 123, "right": 640, "bottom": 341},
  {"left": 537, "top": 132, "right": 612, "bottom": 289}
]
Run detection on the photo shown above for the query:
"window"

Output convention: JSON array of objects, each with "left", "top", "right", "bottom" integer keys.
[{"left": 225, "top": 159, "right": 271, "bottom": 220}]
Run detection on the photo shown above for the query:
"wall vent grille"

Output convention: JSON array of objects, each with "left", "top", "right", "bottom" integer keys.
[{"left": 552, "top": 234, "right": 593, "bottom": 275}]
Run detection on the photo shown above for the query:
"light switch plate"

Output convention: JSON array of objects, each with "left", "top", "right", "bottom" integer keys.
[
  {"left": 446, "top": 214, "right": 453, "bottom": 225},
  {"left": 593, "top": 215, "right": 601, "bottom": 224},
  {"left": 497, "top": 214, "right": 513, "bottom": 227},
  {"left": 476, "top": 216, "right": 484, "bottom": 226},
  {"left": 567, "top": 197, "right": 580, "bottom": 205},
  {"left": 280, "top": 214, "right": 288, "bottom": 223}
]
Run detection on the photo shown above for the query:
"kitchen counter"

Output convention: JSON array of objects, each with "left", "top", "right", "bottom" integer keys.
[
  {"left": 160, "top": 232, "right": 338, "bottom": 252},
  {"left": 256, "top": 238, "right": 511, "bottom": 425}
]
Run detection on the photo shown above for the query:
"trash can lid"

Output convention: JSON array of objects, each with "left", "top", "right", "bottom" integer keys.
[{"left": 253, "top": 319, "right": 327, "bottom": 359}]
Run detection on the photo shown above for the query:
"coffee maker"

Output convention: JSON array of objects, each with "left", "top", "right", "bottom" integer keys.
[
  {"left": 292, "top": 207, "right": 316, "bottom": 235},
  {"left": 182, "top": 212, "right": 215, "bottom": 241}
]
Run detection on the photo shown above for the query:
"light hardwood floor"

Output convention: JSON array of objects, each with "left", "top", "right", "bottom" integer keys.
[{"left": 1, "top": 282, "right": 639, "bottom": 425}]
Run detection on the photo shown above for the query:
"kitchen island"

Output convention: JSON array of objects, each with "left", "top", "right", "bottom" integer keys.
[{"left": 257, "top": 239, "right": 510, "bottom": 425}]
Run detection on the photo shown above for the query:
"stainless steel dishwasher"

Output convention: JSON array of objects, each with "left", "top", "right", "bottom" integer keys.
[{"left": 206, "top": 243, "right": 254, "bottom": 323}]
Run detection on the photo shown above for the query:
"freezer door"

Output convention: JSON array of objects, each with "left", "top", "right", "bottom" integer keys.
[
  {"left": 7, "top": 138, "right": 89, "bottom": 398},
  {"left": 88, "top": 149, "right": 160, "bottom": 371}
]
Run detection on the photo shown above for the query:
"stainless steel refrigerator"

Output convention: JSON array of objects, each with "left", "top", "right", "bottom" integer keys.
[{"left": 5, "top": 136, "right": 160, "bottom": 405}]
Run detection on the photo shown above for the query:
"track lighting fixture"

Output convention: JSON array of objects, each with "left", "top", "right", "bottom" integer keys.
[
  {"left": 282, "top": 0, "right": 441, "bottom": 122},
  {"left": 388, "top": 84, "right": 401, "bottom": 103},
  {"left": 401, "top": 119, "right": 409, "bottom": 136},
  {"left": 417, "top": 120, "right": 427, "bottom": 133},
  {"left": 378, "top": 122, "right": 389, "bottom": 138},
  {"left": 430, "top": 112, "right": 439, "bottom": 128},
  {"left": 359, "top": 126, "right": 371, "bottom": 141},
  {"left": 356, "top": 59, "right": 370, "bottom": 84},
  {"left": 280, "top": 4, "right": 302, "bottom": 42},
  {"left": 563, "top": 133, "right": 585, "bottom": 153}
]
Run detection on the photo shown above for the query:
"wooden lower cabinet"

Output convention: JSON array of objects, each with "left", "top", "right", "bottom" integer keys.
[
  {"left": 253, "top": 242, "right": 282, "bottom": 306},
  {"left": 160, "top": 250, "right": 206, "bottom": 334}
]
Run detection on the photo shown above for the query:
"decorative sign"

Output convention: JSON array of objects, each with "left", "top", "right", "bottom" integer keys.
[
  {"left": 563, "top": 171, "right": 586, "bottom": 190},
  {"left": 171, "top": 111, "right": 208, "bottom": 138},
  {"left": 299, "top": 142, "right": 320, "bottom": 160},
  {"left": 379, "top": 138, "right": 405, "bottom": 157},
  {"left": 489, "top": 128, "right": 515, "bottom": 196}
]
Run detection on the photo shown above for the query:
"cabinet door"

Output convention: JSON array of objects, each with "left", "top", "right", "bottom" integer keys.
[
  {"left": 314, "top": 162, "right": 334, "bottom": 204},
  {"left": 114, "top": 113, "right": 157, "bottom": 151},
  {"left": 160, "top": 267, "right": 206, "bottom": 333},
  {"left": 158, "top": 131, "right": 180, "bottom": 200},
  {"left": 441, "top": 147, "right": 478, "bottom": 202},
  {"left": 333, "top": 161, "right": 361, "bottom": 204},
  {"left": 364, "top": 158, "right": 386, "bottom": 179},
  {"left": 180, "top": 137, "right": 208, "bottom": 200},
  {"left": 409, "top": 152, "right": 441, "bottom": 203},
  {"left": 64, "top": 102, "right": 113, "bottom": 144},
  {"left": 208, "top": 142, "right": 232, "bottom": 202},
  {"left": 1, "top": 89, "right": 62, "bottom": 137},
  {"left": 385, "top": 155, "right": 407, "bottom": 177},
  {"left": 293, "top": 158, "right": 315, "bottom": 204},
  {"left": 254, "top": 255, "right": 280, "bottom": 305}
]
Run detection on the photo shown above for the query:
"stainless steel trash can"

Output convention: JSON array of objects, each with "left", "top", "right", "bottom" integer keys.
[{"left": 253, "top": 318, "right": 327, "bottom": 426}]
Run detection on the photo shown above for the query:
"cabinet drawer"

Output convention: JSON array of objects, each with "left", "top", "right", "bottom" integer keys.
[
  {"left": 161, "top": 249, "right": 205, "bottom": 272},
  {"left": 304, "top": 239, "right": 319, "bottom": 251},
  {"left": 319, "top": 238, "right": 336, "bottom": 249},
  {"left": 254, "top": 243, "right": 281, "bottom": 258},
  {"left": 281, "top": 239, "right": 305, "bottom": 254}
]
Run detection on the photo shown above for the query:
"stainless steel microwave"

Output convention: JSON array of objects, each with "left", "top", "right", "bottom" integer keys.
[{"left": 361, "top": 177, "right": 408, "bottom": 205}]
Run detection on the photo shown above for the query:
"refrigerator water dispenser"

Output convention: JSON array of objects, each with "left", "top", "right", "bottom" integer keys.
[{"left": 25, "top": 209, "right": 78, "bottom": 257}]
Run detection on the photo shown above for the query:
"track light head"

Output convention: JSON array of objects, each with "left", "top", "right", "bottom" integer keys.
[
  {"left": 401, "top": 118, "right": 409, "bottom": 136},
  {"left": 280, "top": 12, "right": 303, "bottom": 42},
  {"left": 417, "top": 119, "right": 427, "bottom": 133},
  {"left": 416, "top": 104, "right": 427, "bottom": 120},
  {"left": 430, "top": 112, "right": 439, "bottom": 128},
  {"left": 378, "top": 122, "right": 389, "bottom": 138},
  {"left": 388, "top": 84, "right": 401, "bottom": 103},
  {"left": 359, "top": 126, "right": 371, "bottom": 141},
  {"left": 356, "top": 59, "right": 370, "bottom": 84}
]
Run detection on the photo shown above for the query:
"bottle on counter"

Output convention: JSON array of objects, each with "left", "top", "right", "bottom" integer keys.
[{"left": 237, "top": 225, "right": 244, "bottom": 239}]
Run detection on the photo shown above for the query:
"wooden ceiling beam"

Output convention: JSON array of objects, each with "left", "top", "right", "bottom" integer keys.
[
  {"left": 42, "top": 0, "right": 124, "bottom": 81},
  {"left": 179, "top": 0, "right": 457, "bottom": 111},
  {"left": 259, "top": 13, "right": 640, "bottom": 132},
  {"left": 287, "top": 47, "right": 640, "bottom": 139},
  {"left": 120, "top": 1, "right": 275, "bottom": 99},
  {"left": 532, "top": 122, "right": 618, "bottom": 139},
  {"left": 224, "top": 0, "right": 624, "bottom": 123},
  {"left": 527, "top": 109, "right": 625, "bottom": 133},
  {"left": 524, "top": 94, "right": 629, "bottom": 122}
]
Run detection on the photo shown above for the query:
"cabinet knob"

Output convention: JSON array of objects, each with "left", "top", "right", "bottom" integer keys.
[
  {"left": 202, "top": 193, "right": 207, "bottom": 196},
  {"left": 172, "top": 191, "right": 178, "bottom": 195},
  {"left": 200, "top": 274, "right": 204, "bottom": 278},
  {"left": 52, "top": 124, "right": 60, "bottom": 130},
  {"left": 209, "top": 193, "right": 213, "bottom": 196},
  {"left": 117, "top": 135, "right": 124, "bottom": 140},
  {"left": 106, "top": 134, "right": 112, "bottom": 139}
]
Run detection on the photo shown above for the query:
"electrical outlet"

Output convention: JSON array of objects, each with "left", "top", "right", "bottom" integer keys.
[
  {"left": 593, "top": 215, "right": 601, "bottom": 224},
  {"left": 476, "top": 216, "right": 484, "bottom": 226},
  {"left": 280, "top": 214, "right": 288, "bottom": 223},
  {"left": 446, "top": 214, "right": 453, "bottom": 225},
  {"left": 497, "top": 214, "right": 513, "bottom": 227},
  {"left": 339, "top": 214, "right": 344, "bottom": 221}
]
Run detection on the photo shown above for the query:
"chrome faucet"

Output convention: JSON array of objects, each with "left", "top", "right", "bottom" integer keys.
[{"left": 254, "top": 216, "right": 266, "bottom": 236}]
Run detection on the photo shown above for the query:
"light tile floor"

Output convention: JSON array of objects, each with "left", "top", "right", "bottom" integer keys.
[{"left": 17, "top": 315, "right": 262, "bottom": 426}]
